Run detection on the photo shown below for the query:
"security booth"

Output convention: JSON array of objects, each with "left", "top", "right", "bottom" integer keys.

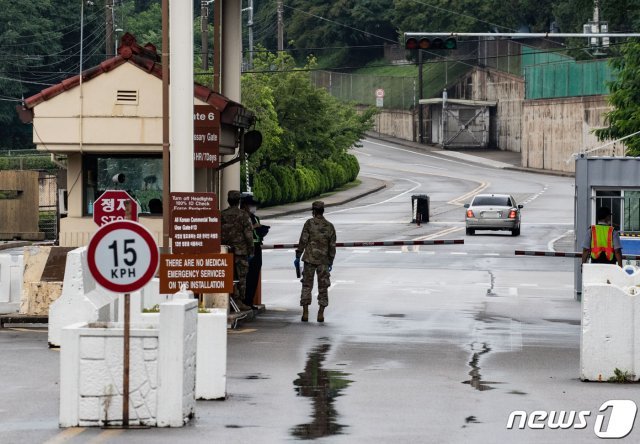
[
  {"left": 17, "top": 34, "right": 254, "bottom": 247},
  {"left": 419, "top": 97, "right": 496, "bottom": 148},
  {"left": 575, "top": 156, "right": 640, "bottom": 299}
]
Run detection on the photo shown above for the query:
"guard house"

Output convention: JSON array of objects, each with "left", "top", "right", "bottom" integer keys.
[
  {"left": 575, "top": 156, "right": 640, "bottom": 298},
  {"left": 17, "top": 34, "right": 254, "bottom": 247},
  {"left": 419, "top": 97, "right": 496, "bottom": 148}
]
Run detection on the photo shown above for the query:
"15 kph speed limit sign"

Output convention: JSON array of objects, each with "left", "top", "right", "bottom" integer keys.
[{"left": 87, "top": 220, "right": 159, "bottom": 293}]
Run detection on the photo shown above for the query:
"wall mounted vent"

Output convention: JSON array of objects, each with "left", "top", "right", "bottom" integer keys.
[{"left": 116, "top": 90, "right": 138, "bottom": 105}]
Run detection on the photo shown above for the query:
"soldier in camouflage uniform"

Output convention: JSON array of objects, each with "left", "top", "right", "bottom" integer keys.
[
  {"left": 221, "top": 190, "right": 254, "bottom": 311},
  {"left": 295, "top": 201, "right": 336, "bottom": 322}
]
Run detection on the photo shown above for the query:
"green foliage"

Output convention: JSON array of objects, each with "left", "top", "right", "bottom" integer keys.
[
  {"left": 242, "top": 47, "right": 371, "bottom": 206},
  {"left": 608, "top": 368, "right": 635, "bottom": 383},
  {"left": 0, "top": 155, "right": 59, "bottom": 171},
  {"left": 595, "top": 41, "right": 640, "bottom": 156}
]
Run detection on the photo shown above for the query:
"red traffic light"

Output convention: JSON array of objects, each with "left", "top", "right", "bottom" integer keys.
[
  {"left": 404, "top": 35, "right": 457, "bottom": 50},
  {"left": 405, "top": 38, "right": 418, "bottom": 50}
]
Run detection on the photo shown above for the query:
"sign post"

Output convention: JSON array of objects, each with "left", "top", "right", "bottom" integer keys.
[{"left": 87, "top": 220, "right": 159, "bottom": 428}]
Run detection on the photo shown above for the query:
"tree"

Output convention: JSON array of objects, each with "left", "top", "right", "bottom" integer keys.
[{"left": 595, "top": 41, "right": 640, "bottom": 156}]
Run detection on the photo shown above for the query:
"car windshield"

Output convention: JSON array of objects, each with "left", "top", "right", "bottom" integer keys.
[{"left": 472, "top": 196, "right": 512, "bottom": 206}]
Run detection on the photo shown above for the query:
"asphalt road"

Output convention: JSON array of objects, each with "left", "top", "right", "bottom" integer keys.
[{"left": 2, "top": 138, "right": 640, "bottom": 443}]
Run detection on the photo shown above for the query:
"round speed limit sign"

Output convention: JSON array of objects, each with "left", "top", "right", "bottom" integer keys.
[{"left": 87, "top": 220, "right": 159, "bottom": 293}]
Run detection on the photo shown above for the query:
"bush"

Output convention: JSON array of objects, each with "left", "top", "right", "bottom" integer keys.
[
  {"left": 270, "top": 165, "right": 297, "bottom": 203},
  {"left": 0, "top": 155, "right": 59, "bottom": 171}
]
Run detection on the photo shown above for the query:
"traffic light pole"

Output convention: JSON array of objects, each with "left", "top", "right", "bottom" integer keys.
[{"left": 418, "top": 49, "right": 424, "bottom": 144}]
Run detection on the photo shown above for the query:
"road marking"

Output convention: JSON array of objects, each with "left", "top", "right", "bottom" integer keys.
[
  {"left": 42, "top": 428, "right": 85, "bottom": 444},
  {"left": 548, "top": 229, "right": 574, "bottom": 252},
  {"left": 450, "top": 252, "right": 467, "bottom": 255},
  {"left": 88, "top": 430, "right": 122, "bottom": 443},
  {"left": 385, "top": 250, "right": 402, "bottom": 254},
  {"left": 413, "top": 226, "right": 463, "bottom": 241},
  {"left": 484, "top": 253, "right": 500, "bottom": 256},
  {"left": 509, "top": 287, "right": 518, "bottom": 296},
  {"left": 519, "top": 283, "right": 539, "bottom": 287},
  {"left": 326, "top": 178, "right": 422, "bottom": 215},
  {"left": 229, "top": 329, "right": 257, "bottom": 334},
  {"left": 448, "top": 181, "right": 490, "bottom": 206}
]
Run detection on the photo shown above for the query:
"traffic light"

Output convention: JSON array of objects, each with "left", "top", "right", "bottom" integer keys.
[{"left": 405, "top": 36, "right": 457, "bottom": 50}]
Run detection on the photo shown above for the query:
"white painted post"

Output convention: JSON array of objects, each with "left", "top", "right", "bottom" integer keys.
[
  {"left": 196, "top": 308, "right": 227, "bottom": 399},
  {"left": 157, "top": 299, "right": 198, "bottom": 427},
  {"left": 59, "top": 323, "right": 82, "bottom": 427},
  {"left": 170, "top": 0, "right": 194, "bottom": 192}
]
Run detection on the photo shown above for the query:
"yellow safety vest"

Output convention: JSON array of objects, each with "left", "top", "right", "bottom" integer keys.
[{"left": 591, "top": 224, "right": 614, "bottom": 261}]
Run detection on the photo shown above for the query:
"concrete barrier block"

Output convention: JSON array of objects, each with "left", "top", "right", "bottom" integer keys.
[
  {"left": 48, "top": 248, "right": 116, "bottom": 347},
  {"left": 157, "top": 299, "right": 197, "bottom": 427},
  {"left": 581, "top": 264, "right": 640, "bottom": 381},
  {"left": 0, "top": 253, "right": 22, "bottom": 313},
  {"left": 196, "top": 308, "right": 227, "bottom": 400}
]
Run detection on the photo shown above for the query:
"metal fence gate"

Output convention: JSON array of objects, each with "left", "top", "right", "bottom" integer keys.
[{"left": 38, "top": 173, "right": 58, "bottom": 241}]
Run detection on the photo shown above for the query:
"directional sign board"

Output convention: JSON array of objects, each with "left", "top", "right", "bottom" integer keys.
[
  {"left": 87, "top": 220, "right": 159, "bottom": 293},
  {"left": 93, "top": 190, "right": 139, "bottom": 227},
  {"left": 193, "top": 105, "right": 220, "bottom": 168},
  {"left": 170, "top": 192, "right": 221, "bottom": 254}
]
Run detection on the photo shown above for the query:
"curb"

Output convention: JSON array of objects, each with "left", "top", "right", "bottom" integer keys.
[{"left": 0, "top": 241, "right": 31, "bottom": 252}]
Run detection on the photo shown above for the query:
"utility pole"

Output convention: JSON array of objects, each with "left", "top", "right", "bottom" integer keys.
[
  {"left": 418, "top": 50, "right": 424, "bottom": 144},
  {"left": 247, "top": 0, "right": 254, "bottom": 69},
  {"left": 201, "top": 0, "right": 209, "bottom": 70},
  {"left": 105, "top": 0, "right": 114, "bottom": 58},
  {"left": 277, "top": 0, "right": 284, "bottom": 51},
  {"left": 213, "top": 0, "right": 222, "bottom": 92}
]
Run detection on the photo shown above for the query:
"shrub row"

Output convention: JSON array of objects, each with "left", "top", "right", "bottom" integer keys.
[
  {"left": 0, "top": 155, "right": 59, "bottom": 171},
  {"left": 253, "top": 154, "right": 359, "bottom": 207}
]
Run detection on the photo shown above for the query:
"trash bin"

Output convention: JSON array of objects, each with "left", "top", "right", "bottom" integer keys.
[{"left": 411, "top": 194, "right": 429, "bottom": 224}]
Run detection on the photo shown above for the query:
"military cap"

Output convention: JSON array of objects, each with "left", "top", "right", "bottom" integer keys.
[
  {"left": 312, "top": 201, "right": 325, "bottom": 210},
  {"left": 241, "top": 192, "right": 260, "bottom": 206},
  {"left": 228, "top": 190, "right": 242, "bottom": 200}
]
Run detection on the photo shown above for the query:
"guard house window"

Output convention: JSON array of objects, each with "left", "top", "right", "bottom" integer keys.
[
  {"left": 595, "top": 190, "right": 640, "bottom": 234},
  {"left": 83, "top": 155, "right": 162, "bottom": 216},
  {"left": 595, "top": 190, "right": 621, "bottom": 230}
]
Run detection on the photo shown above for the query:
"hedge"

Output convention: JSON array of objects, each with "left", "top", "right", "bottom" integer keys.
[{"left": 253, "top": 153, "right": 359, "bottom": 207}]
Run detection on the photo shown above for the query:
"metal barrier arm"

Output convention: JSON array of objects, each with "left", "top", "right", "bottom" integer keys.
[
  {"left": 263, "top": 239, "right": 464, "bottom": 250},
  {"left": 515, "top": 250, "right": 640, "bottom": 260}
]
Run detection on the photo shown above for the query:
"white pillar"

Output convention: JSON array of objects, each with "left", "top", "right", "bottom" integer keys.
[
  {"left": 221, "top": 0, "right": 242, "bottom": 199},
  {"left": 170, "top": 0, "right": 194, "bottom": 192}
]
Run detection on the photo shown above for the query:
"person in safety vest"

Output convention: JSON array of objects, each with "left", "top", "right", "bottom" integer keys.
[{"left": 581, "top": 206, "right": 623, "bottom": 267}]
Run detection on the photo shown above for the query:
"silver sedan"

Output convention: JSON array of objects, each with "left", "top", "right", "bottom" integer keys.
[{"left": 464, "top": 194, "right": 523, "bottom": 236}]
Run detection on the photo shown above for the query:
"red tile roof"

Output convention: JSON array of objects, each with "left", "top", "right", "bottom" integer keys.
[{"left": 19, "top": 33, "right": 252, "bottom": 127}]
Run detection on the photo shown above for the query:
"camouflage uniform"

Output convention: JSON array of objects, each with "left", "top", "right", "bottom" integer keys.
[
  {"left": 296, "top": 202, "right": 336, "bottom": 307},
  {"left": 221, "top": 190, "right": 254, "bottom": 306}
]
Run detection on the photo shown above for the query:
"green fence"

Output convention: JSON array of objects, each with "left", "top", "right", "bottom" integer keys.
[
  {"left": 311, "top": 61, "right": 472, "bottom": 110},
  {"left": 522, "top": 46, "right": 614, "bottom": 99}
]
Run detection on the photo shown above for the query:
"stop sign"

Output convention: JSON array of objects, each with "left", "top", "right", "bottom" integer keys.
[{"left": 93, "top": 190, "right": 139, "bottom": 226}]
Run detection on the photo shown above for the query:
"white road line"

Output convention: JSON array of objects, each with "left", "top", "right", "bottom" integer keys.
[
  {"left": 484, "top": 253, "right": 500, "bottom": 256},
  {"left": 548, "top": 229, "right": 574, "bottom": 252},
  {"left": 448, "top": 181, "right": 490, "bottom": 206},
  {"left": 519, "top": 283, "right": 539, "bottom": 287},
  {"left": 413, "top": 226, "right": 464, "bottom": 241},
  {"left": 450, "top": 252, "right": 468, "bottom": 255},
  {"left": 385, "top": 250, "right": 402, "bottom": 254},
  {"left": 325, "top": 178, "right": 423, "bottom": 216}
]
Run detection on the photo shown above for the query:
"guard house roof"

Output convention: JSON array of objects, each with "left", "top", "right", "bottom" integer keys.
[
  {"left": 419, "top": 98, "right": 497, "bottom": 107},
  {"left": 18, "top": 33, "right": 254, "bottom": 128}
]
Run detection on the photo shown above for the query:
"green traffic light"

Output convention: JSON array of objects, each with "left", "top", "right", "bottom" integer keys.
[{"left": 444, "top": 38, "right": 457, "bottom": 49}]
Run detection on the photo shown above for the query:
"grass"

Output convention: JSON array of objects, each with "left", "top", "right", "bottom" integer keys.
[
  {"left": 608, "top": 368, "right": 636, "bottom": 383},
  {"left": 318, "top": 179, "right": 362, "bottom": 198}
]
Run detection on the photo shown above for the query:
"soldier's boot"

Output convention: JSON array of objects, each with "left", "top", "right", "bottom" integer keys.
[
  {"left": 317, "top": 306, "right": 325, "bottom": 323},
  {"left": 301, "top": 305, "right": 309, "bottom": 322},
  {"left": 234, "top": 298, "right": 252, "bottom": 311}
]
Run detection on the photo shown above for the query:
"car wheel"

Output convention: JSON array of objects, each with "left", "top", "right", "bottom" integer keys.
[
  {"left": 512, "top": 227, "right": 520, "bottom": 236},
  {"left": 466, "top": 227, "right": 475, "bottom": 235}
]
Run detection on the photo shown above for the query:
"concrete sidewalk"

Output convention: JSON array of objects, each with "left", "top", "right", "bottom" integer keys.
[{"left": 367, "top": 133, "right": 575, "bottom": 177}]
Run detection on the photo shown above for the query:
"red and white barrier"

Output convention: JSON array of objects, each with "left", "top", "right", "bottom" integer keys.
[
  {"left": 262, "top": 239, "right": 464, "bottom": 250},
  {"left": 515, "top": 250, "right": 640, "bottom": 260}
]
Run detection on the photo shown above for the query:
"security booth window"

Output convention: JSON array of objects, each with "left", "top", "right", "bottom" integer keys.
[
  {"left": 83, "top": 155, "right": 163, "bottom": 216},
  {"left": 623, "top": 191, "right": 640, "bottom": 233},
  {"left": 595, "top": 190, "right": 621, "bottom": 230}
]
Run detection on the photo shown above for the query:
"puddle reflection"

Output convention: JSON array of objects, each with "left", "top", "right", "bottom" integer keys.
[{"left": 291, "top": 343, "right": 352, "bottom": 440}]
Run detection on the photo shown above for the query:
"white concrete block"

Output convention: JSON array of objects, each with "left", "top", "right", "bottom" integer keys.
[
  {"left": 581, "top": 264, "right": 640, "bottom": 381},
  {"left": 196, "top": 309, "right": 227, "bottom": 400},
  {"left": 157, "top": 299, "right": 198, "bottom": 427},
  {"left": 0, "top": 253, "right": 23, "bottom": 313},
  {"left": 59, "top": 323, "right": 83, "bottom": 427},
  {"left": 48, "top": 248, "right": 117, "bottom": 347}
]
